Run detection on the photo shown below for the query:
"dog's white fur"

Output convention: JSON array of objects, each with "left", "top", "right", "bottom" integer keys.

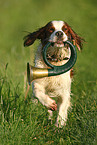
[{"left": 24, "top": 20, "right": 84, "bottom": 127}]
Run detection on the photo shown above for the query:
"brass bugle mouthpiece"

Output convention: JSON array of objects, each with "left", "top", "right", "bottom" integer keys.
[{"left": 27, "top": 41, "right": 77, "bottom": 85}]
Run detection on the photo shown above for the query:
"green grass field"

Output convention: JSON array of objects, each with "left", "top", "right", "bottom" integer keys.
[{"left": 0, "top": 0, "right": 97, "bottom": 144}]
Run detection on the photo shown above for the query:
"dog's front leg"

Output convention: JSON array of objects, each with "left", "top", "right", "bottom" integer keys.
[{"left": 34, "top": 81, "right": 57, "bottom": 111}]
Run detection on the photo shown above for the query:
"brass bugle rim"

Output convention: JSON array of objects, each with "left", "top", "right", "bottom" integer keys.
[
  {"left": 27, "top": 63, "right": 49, "bottom": 85},
  {"left": 27, "top": 62, "right": 31, "bottom": 84}
]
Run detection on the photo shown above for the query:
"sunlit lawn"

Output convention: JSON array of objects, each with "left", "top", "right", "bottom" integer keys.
[{"left": 0, "top": 0, "right": 97, "bottom": 144}]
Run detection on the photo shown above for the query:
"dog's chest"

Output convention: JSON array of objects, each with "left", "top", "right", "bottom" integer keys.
[
  {"left": 35, "top": 45, "right": 71, "bottom": 95},
  {"left": 45, "top": 71, "right": 71, "bottom": 92}
]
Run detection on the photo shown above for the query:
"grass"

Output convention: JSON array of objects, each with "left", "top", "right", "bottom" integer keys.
[{"left": 0, "top": 0, "right": 97, "bottom": 144}]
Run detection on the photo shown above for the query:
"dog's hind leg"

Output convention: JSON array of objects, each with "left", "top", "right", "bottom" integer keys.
[
  {"left": 55, "top": 93, "right": 71, "bottom": 127},
  {"left": 48, "top": 110, "right": 53, "bottom": 124}
]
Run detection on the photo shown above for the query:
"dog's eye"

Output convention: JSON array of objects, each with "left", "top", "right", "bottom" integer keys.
[
  {"left": 49, "top": 28, "right": 55, "bottom": 33},
  {"left": 62, "top": 27, "right": 68, "bottom": 31}
]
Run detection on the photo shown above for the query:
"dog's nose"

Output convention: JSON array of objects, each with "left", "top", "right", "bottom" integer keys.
[{"left": 55, "top": 31, "right": 63, "bottom": 37}]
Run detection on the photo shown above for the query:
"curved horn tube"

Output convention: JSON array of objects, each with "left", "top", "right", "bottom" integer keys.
[{"left": 27, "top": 41, "right": 77, "bottom": 84}]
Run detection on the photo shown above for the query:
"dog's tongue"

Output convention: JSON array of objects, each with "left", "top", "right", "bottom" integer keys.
[{"left": 55, "top": 41, "right": 64, "bottom": 47}]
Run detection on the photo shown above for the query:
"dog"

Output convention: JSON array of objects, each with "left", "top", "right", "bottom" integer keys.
[{"left": 24, "top": 21, "right": 84, "bottom": 127}]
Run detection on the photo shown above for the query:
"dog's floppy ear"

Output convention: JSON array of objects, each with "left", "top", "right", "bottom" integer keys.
[
  {"left": 23, "top": 26, "right": 46, "bottom": 47},
  {"left": 65, "top": 22, "right": 85, "bottom": 51}
]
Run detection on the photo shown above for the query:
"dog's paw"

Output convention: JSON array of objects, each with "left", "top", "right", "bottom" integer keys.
[
  {"left": 47, "top": 99, "right": 57, "bottom": 111},
  {"left": 50, "top": 101, "right": 57, "bottom": 111},
  {"left": 39, "top": 95, "right": 57, "bottom": 111}
]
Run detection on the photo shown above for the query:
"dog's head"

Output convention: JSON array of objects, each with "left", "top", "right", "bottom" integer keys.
[
  {"left": 24, "top": 21, "right": 84, "bottom": 50},
  {"left": 24, "top": 21, "right": 85, "bottom": 62}
]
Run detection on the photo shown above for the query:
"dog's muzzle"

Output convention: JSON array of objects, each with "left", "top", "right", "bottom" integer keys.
[{"left": 27, "top": 41, "right": 77, "bottom": 85}]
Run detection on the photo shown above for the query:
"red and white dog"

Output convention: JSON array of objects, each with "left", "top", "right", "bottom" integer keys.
[{"left": 24, "top": 21, "right": 84, "bottom": 127}]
